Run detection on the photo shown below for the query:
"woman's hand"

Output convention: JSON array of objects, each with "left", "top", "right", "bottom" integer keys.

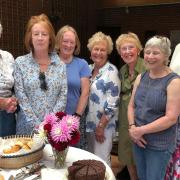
[
  {"left": 5, "top": 97, "right": 18, "bottom": 113},
  {"left": 129, "top": 126, "right": 147, "bottom": 148},
  {"left": 95, "top": 126, "right": 106, "bottom": 143}
]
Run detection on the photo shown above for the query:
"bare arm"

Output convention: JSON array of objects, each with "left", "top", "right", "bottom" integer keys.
[
  {"left": 140, "top": 78, "right": 180, "bottom": 134},
  {"left": 75, "top": 77, "right": 90, "bottom": 115},
  {"left": 128, "top": 77, "right": 180, "bottom": 148},
  {"left": 128, "top": 74, "right": 141, "bottom": 126},
  {"left": 128, "top": 74, "right": 147, "bottom": 147}
]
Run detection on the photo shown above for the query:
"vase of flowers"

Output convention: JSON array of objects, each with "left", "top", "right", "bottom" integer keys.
[
  {"left": 52, "top": 146, "right": 69, "bottom": 168},
  {"left": 38, "top": 112, "right": 80, "bottom": 168}
]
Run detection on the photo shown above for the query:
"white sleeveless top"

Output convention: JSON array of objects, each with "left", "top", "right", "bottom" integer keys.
[{"left": 170, "top": 44, "right": 180, "bottom": 75}]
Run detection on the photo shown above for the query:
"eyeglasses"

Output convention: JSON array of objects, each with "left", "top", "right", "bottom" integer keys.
[{"left": 39, "top": 72, "right": 47, "bottom": 91}]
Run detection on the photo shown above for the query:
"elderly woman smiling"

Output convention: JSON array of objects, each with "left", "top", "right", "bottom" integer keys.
[
  {"left": 86, "top": 32, "right": 121, "bottom": 166},
  {"left": 128, "top": 36, "right": 180, "bottom": 180}
]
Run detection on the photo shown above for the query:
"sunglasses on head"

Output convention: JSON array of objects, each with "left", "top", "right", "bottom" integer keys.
[{"left": 39, "top": 72, "right": 47, "bottom": 91}]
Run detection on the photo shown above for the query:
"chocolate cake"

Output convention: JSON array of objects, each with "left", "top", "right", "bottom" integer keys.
[{"left": 68, "top": 159, "right": 106, "bottom": 180}]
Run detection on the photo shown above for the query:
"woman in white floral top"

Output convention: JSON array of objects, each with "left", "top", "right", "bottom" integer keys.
[
  {"left": 14, "top": 14, "right": 67, "bottom": 135},
  {"left": 0, "top": 22, "right": 18, "bottom": 137},
  {"left": 86, "top": 32, "right": 121, "bottom": 166}
]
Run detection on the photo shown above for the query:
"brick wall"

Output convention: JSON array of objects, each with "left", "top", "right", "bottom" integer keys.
[
  {"left": 0, "top": 0, "right": 97, "bottom": 59},
  {"left": 98, "top": 4, "right": 180, "bottom": 46}
]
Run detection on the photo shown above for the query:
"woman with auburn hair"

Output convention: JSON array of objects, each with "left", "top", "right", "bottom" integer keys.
[
  {"left": 86, "top": 32, "right": 120, "bottom": 166},
  {"left": 14, "top": 14, "right": 67, "bottom": 135},
  {"left": 116, "top": 32, "right": 145, "bottom": 180},
  {"left": 56, "top": 25, "right": 91, "bottom": 149}
]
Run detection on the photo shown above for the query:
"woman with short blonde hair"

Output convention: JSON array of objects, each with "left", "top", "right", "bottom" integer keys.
[
  {"left": 86, "top": 31, "right": 120, "bottom": 166},
  {"left": 116, "top": 32, "right": 145, "bottom": 180}
]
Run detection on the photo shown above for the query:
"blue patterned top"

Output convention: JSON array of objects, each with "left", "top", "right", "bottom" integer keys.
[
  {"left": 14, "top": 52, "right": 67, "bottom": 134},
  {"left": 86, "top": 62, "right": 121, "bottom": 132}
]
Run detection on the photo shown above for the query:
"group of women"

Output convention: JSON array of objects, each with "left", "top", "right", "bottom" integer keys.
[{"left": 0, "top": 13, "right": 179, "bottom": 180}]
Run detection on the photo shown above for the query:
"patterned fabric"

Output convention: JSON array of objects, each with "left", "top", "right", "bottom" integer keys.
[
  {"left": 0, "top": 49, "right": 16, "bottom": 137},
  {"left": 165, "top": 144, "right": 180, "bottom": 180},
  {"left": 0, "top": 50, "right": 14, "bottom": 97},
  {"left": 86, "top": 61, "right": 120, "bottom": 132},
  {"left": 165, "top": 121, "right": 180, "bottom": 180},
  {"left": 74, "top": 112, "right": 87, "bottom": 150},
  {"left": 14, "top": 52, "right": 67, "bottom": 135},
  {"left": 134, "top": 72, "right": 178, "bottom": 150}
]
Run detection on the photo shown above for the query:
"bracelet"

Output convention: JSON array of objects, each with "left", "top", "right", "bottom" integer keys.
[
  {"left": 129, "top": 123, "right": 135, "bottom": 127},
  {"left": 73, "top": 112, "right": 82, "bottom": 118},
  {"left": 98, "top": 122, "right": 104, "bottom": 128}
]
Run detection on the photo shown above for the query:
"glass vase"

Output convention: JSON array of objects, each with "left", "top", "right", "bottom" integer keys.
[{"left": 52, "top": 147, "right": 69, "bottom": 168}]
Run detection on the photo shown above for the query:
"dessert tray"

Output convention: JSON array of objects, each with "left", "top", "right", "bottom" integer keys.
[{"left": 0, "top": 135, "right": 45, "bottom": 169}]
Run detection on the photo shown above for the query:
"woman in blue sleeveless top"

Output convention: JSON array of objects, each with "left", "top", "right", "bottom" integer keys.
[{"left": 128, "top": 36, "right": 180, "bottom": 180}]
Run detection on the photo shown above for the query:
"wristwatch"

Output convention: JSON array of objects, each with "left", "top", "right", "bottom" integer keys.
[
  {"left": 73, "top": 112, "right": 82, "bottom": 118},
  {"left": 98, "top": 122, "right": 104, "bottom": 128}
]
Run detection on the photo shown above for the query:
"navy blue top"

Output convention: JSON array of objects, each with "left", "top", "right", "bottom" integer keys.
[{"left": 134, "top": 71, "right": 179, "bottom": 150}]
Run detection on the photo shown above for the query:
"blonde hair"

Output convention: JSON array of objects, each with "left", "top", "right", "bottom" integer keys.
[
  {"left": 144, "top": 36, "right": 171, "bottom": 65},
  {"left": 87, "top": 32, "right": 113, "bottom": 54},
  {"left": 24, "top": 13, "right": 55, "bottom": 53},
  {"left": 116, "top": 32, "right": 142, "bottom": 54},
  {"left": 55, "top": 25, "right": 80, "bottom": 55}
]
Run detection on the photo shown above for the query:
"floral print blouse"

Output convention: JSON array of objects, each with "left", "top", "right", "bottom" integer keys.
[
  {"left": 86, "top": 62, "right": 121, "bottom": 132},
  {"left": 14, "top": 52, "right": 67, "bottom": 134},
  {"left": 0, "top": 50, "right": 14, "bottom": 97}
]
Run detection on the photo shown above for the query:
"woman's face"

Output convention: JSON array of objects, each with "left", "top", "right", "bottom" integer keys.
[
  {"left": 144, "top": 46, "right": 166, "bottom": 70},
  {"left": 59, "top": 30, "right": 76, "bottom": 59},
  {"left": 119, "top": 42, "right": 139, "bottom": 65},
  {"left": 91, "top": 40, "right": 108, "bottom": 67},
  {"left": 31, "top": 22, "right": 50, "bottom": 52}
]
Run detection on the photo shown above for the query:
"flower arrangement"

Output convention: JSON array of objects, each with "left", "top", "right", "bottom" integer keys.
[{"left": 38, "top": 112, "right": 80, "bottom": 151}]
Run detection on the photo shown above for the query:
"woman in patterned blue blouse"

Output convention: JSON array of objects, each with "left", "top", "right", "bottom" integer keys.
[
  {"left": 14, "top": 14, "right": 67, "bottom": 135},
  {"left": 86, "top": 32, "right": 121, "bottom": 166}
]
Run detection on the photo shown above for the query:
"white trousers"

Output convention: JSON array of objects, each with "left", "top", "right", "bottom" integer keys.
[{"left": 86, "top": 128, "right": 115, "bottom": 167}]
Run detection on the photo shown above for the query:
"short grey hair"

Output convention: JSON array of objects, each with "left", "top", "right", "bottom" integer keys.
[
  {"left": 0, "top": 22, "right": 2, "bottom": 38},
  {"left": 144, "top": 36, "right": 171, "bottom": 59}
]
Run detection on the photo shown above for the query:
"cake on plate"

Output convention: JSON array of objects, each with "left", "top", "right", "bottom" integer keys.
[{"left": 68, "top": 159, "right": 106, "bottom": 180}]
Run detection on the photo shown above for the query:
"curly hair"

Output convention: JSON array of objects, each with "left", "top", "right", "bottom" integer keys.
[
  {"left": 116, "top": 32, "right": 143, "bottom": 54},
  {"left": 87, "top": 32, "right": 113, "bottom": 54}
]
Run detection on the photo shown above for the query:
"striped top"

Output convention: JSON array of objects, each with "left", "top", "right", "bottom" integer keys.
[{"left": 134, "top": 71, "right": 179, "bottom": 150}]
